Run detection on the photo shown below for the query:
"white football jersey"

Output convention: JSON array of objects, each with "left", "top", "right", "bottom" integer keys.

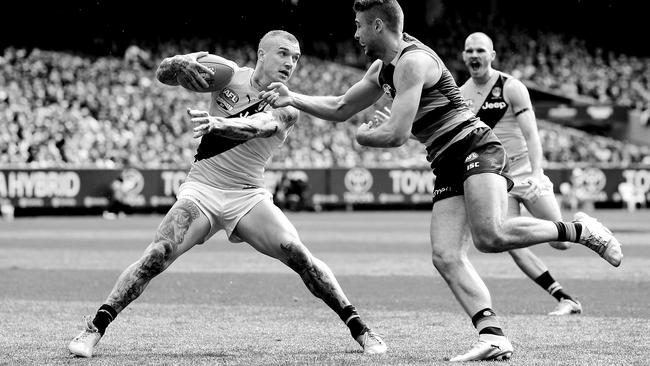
[
  {"left": 460, "top": 71, "right": 527, "bottom": 161},
  {"left": 186, "top": 66, "right": 292, "bottom": 189}
]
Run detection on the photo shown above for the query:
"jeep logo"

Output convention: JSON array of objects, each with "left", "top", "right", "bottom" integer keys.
[{"left": 482, "top": 102, "right": 507, "bottom": 110}]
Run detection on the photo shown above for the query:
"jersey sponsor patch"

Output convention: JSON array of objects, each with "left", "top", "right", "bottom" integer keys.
[
  {"left": 221, "top": 88, "right": 239, "bottom": 104},
  {"left": 216, "top": 99, "right": 234, "bottom": 111},
  {"left": 215, "top": 88, "right": 239, "bottom": 110},
  {"left": 464, "top": 152, "right": 479, "bottom": 163},
  {"left": 475, "top": 74, "right": 509, "bottom": 128},
  {"left": 481, "top": 101, "right": 507, "bottom": 110}
]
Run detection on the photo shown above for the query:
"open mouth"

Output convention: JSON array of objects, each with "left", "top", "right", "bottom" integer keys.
[
  {"left": 278, "top": 70, "right": 290, "bottom": 78},
  {"left": 469, "top": 60, "right": 481, "bottom": 71}
]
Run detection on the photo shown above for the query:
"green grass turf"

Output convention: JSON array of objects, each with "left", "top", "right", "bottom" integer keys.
[{"left": 1, "top": 209, "right": 649, "bottom": 365}]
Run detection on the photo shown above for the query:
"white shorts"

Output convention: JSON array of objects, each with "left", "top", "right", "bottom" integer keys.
[
  {"left": 507, "top": 155, "right": 554, "bottom": 202},
  {"left": 177, "top": 181, "right": 272, "bottom": 244}
]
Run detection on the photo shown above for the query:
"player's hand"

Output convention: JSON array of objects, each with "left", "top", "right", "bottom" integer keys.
[
  {"left": 369, "top": 106, "right": 391, "bottom": 129},
  {"left": 522, "top": 175, "right": 548, "bottom": 203},
  {"left": 356, "top": 120, "right": 375, "bottom": 141},
  {"left": 174, "top": 51, "right": 214, "bottom": 90},
  {"left": 187, "top": 108, "right": 259, "bottom": 140},
  {"left": 188, "top": 108, "right": 217, "bottom": 138},
  {"left": 260, "top": 82, "right": 293, "bottom": 108}
]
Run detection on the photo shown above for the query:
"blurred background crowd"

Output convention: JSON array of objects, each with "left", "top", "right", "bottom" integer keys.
[{"left": 1, "top": 0, "right": 649, "bottom": 170}]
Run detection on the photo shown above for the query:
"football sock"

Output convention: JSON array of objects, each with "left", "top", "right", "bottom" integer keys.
[
  {"left": 92, "top": 304, "right": 118, "bottom": 336},
  {"left": 554, "top": 222, "right": 583, "bottom": 242},
  {"left": 338, "top": 305, "right": 368, "bottom": 339},
  {"left": 472, "top": 308, "right": 505, "bottom": 336},
  {"left": 534, "top": 271, "right": 575, "bottom": 302}
]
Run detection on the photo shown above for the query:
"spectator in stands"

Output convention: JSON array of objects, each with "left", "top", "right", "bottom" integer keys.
[{"left": 2, "top": 31, "right": 650, "bottom": 170}]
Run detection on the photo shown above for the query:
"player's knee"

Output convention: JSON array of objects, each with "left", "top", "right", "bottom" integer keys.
[
  {"left": 431, "top": 247, "right": 463, "bottom": 271},
  {"left": 472, "top": 229, "right": 506, "bottom": 253},
  {"left": 138, "top": 241, "right": 174, "bottom": 275},
  {"left": 280, "top": 239, "right": 313, "bottom": 272}
]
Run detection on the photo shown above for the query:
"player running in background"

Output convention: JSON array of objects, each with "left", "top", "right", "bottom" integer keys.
[
  {"left": 68, "top": 30, "right": 386, "bottom": 358},
  {"left": 459, "top": 32, "right": 582, "bottom": 316},
  {"left": 260, "top": 0, "right": 622, "bottom": 361}
]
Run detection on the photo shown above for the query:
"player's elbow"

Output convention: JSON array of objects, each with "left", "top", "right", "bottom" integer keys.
[
  {"left": 381, "top": 130, "right": 409, "bottom": 147},
  {"left": 389, "top": 133, "right": 409, "bottom": 147},
  {"left": 330, "top": 114, "right": 349, "bottom": 122}
]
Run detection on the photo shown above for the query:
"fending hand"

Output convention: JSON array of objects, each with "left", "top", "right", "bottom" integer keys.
[
  {"left": 187, "top": 108, "right": 215, "bottom": 138},
  {"left": 259, "top": 82, "right": 292, "bottom": 108},
  {"left": 368, "top": 106, "right": 391, "bottom": 128}
]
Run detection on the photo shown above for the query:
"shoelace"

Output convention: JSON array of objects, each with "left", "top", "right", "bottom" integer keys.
[
  {"left": 366, "top": 332, "right": 383, "bottom": 345},
  {"left": 359, "top": 331, "right": 383, "bottom": 347},
  {"left": 77, "top": 317, "right": 99, "bottom": 336},
  {"left": 468, "top": 340, "right": 500, "bottom": 353},
  {"left": 584, "top": 233, "right": 609, "bottom": 255}
]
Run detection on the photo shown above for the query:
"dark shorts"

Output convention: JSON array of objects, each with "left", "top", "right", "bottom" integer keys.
[{"left": 431, "top": 127, "right": 514, "bottom": 204}]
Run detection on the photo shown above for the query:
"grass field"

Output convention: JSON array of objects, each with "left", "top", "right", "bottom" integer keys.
[{"left": 1, "top": 209, "right": 649, "bottom": 365}]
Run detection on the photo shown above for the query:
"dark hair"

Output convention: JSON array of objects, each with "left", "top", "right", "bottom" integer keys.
[{"left": 353, "top": 0, "right": 403, "bottom": 33}]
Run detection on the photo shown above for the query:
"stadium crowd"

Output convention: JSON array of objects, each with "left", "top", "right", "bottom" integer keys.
[{"left": 1, "top": 28, "right": 650, "bottom": 169}]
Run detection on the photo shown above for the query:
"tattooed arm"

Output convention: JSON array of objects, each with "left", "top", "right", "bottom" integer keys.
[
  {"left": 188, "top": 107, "right": 300, "bottom": 140},
  {"left": 155, "top": 51, "right": 216, "bottom": 90}
]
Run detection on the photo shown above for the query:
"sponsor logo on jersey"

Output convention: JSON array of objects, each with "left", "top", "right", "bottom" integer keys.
[
  {"left": 221, "top": 88, "right": 239, "bottom": 104},
  {"left": 216, "top": 88, "right": 239, "bottom": 110},
  {"left": 481, "top": 101, "right": 507, "bottom": 110},
  {"left": 491, "top": 86, "right": 502, "bottom": 98},
  {"left": 464, "top": 152, "right": 479, "bottom": 163},
  {"left": 462, "top": 98, "right": 473, "bottom": 108},
  {"left": 216, "top": 98, "right": 233, "bottom": 111}
]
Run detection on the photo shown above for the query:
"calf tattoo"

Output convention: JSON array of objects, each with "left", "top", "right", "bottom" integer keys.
[
  {"left": 106, "top": 201, "right": 201, "bottom": 312},
  {"left": 281, "top": 241, "right": 346, "bottom": 313}
]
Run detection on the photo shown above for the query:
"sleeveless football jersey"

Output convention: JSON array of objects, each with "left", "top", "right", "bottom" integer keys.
[
  {"left": 186, "top": 66, "right": 292, "bottom": 189},
  {"left": 377, "top": 33, "right": 486, "bottom": 166},
  {"left": 460, "top": 71, "right": 527, "bottom": 161}
]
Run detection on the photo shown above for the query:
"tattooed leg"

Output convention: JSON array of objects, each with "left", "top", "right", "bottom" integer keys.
[
  {"left": 104, "top": 200, "right": 203, "bottom": 313},
  {"left": 281, "top": 241, "right": 351, "bottom": 313},
  {"left": 233, "top": 200, "right": 372, "bottom": 340}
]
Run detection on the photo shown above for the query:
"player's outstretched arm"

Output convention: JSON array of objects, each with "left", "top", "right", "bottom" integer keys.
[
  {"left": 356, "top": 54, "right": 431, "bottom": 147},
  {"left": 506, "top": 78, "right": 547, "bottom": 201},
  {"left": 156, "top": 52, "right": 215, "bottom": 90},
  {"left": 260, "top": 60, "right": 384, "bottom": 122},
  {"left": 188, "top": 107, "right": 298, "bottom": 140}
]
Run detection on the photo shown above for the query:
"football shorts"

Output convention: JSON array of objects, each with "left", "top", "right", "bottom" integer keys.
[
  {"left": 177, "top": 181, "right": 272, "bottom": 244},
  {"left": 431, "top": 126, "right": 513, "bottom": 204}
]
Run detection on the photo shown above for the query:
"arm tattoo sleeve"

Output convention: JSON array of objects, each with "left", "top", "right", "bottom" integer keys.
[
  {"left": 155, "top": 55, "right": 191, "bottom": 85},
  {"left": 271, "top": 106, "right": 300, "bottom": 125}
]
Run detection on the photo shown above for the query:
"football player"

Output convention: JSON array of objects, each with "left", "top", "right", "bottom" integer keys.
[
  {"left": 68, "top": 30, "right": 386, "bottom": 358},
  {"left": 260, "top": 0, "right": 622, "bottom": 361},
  {"left": 460, "top": 32, "right": 582, "bottom": 317}
]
